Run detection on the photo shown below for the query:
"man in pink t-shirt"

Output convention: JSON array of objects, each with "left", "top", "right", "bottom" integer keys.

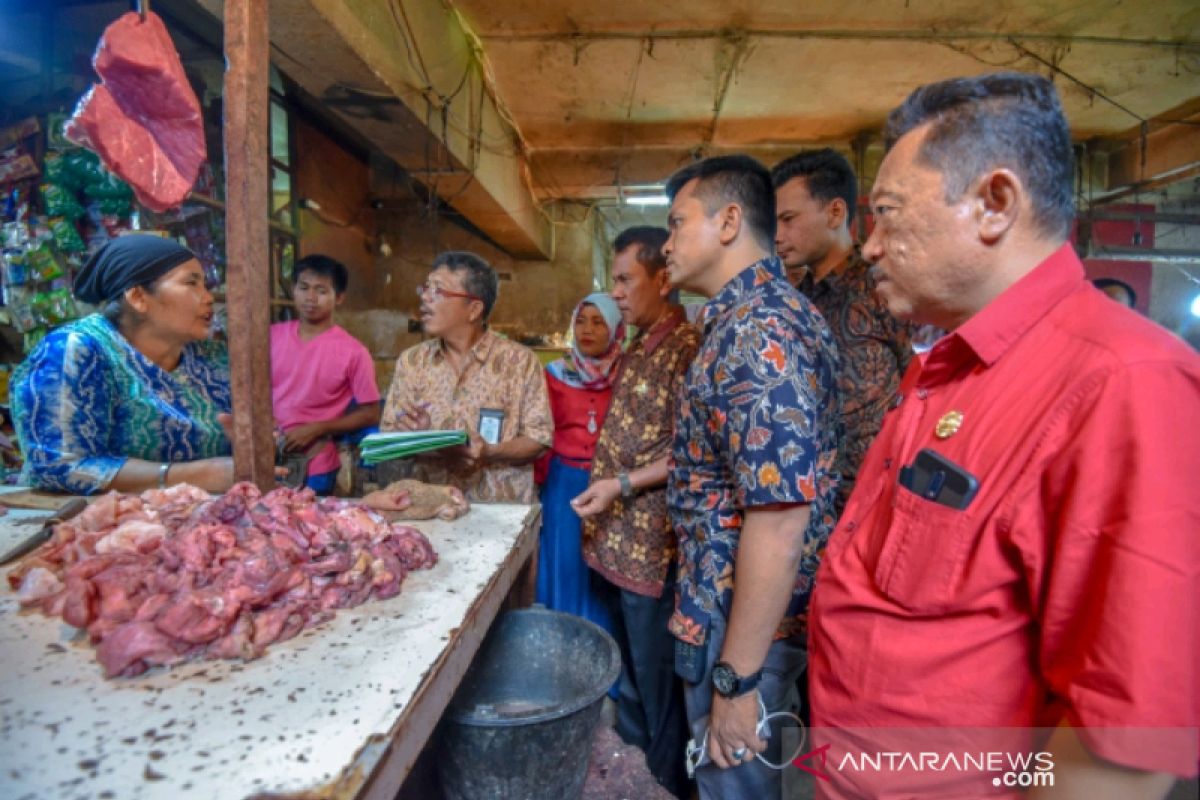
[{"left": 270, "top": 255, "right": 381, "bottom": 494}]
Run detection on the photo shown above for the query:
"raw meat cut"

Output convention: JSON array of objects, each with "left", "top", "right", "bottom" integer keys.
[
  {"left": 64, "top": 11, "right": 206, "bottom": 212},
  {"left": 7, "top": 483, "right": 437, "bottom": 678},
  {"left": 364, "top": 480, "right": 470, "bottom": 521}
]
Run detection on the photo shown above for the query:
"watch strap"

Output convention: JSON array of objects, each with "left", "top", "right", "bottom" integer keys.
[
  {"left": 713, "top": 660, "right": 763, "bottom": 698},
  {"left": 617, "top": 472, "right": 634, "bottom": 498}
]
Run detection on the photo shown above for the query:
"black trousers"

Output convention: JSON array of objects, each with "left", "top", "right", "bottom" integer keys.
[{"left": 597, "top": 567, "right": 692, "bottom": 799}]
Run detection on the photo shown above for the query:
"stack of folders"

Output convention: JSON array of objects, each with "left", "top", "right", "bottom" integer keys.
[{"left": 359, "top": 430, "right": 468, "bottom": 464}]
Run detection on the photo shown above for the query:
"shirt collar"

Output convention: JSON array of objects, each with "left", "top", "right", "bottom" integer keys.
[
  {"left": 635, "top": 306, "right": 686, "bottom": 355},
  {"left": 920, "top": 243, "right": 1084, "bottom": 383},
  {"left": 699, "top": 256, "right": 785, "bottom": 335},
  {"left": 797, "top": 245, "right": 863, "bottom": 294},
  {"left": 434, "top": 327, "right": 496, "bottom": 364}
]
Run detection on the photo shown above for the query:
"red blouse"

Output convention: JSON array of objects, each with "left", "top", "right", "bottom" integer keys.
[{"left": 535, "top": 371, "right": 613, "bottom": 482}]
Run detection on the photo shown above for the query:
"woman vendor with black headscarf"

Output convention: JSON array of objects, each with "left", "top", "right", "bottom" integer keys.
[{"left": 12, "top": 235, "right": 235, "bottom": 494}]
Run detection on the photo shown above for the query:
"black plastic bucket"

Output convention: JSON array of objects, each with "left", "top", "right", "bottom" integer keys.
[{"left": 438, "top": 608, "right": 621, "bottom": 800}]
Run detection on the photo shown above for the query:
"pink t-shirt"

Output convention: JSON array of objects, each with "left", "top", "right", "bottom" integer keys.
[{"left": 270, "top": 321, "right": 380, "bottom": 475}]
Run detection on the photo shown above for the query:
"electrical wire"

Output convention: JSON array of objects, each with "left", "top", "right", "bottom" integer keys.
[{"left": 1008, "top": 38, "right": 1146, "bottom": 124}]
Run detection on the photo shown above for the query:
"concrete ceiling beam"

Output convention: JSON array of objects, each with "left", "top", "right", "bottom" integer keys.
[
  {"left": 1102, "top": 99, "right": 1200, "bottom": 194},
  {"left": 196, "top": 0, "right": 551, "bottom": 258}
]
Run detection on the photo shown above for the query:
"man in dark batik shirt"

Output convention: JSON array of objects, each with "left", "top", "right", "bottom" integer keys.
[
  {"left": 662, "top": 155, "right": 841, "bottom": 800},
  {"left": 773, "top": 149, "right": 916, "bottom": 515}
]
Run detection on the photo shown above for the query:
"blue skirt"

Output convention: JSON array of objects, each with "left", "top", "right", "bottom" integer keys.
[{"left": 536, "top": 455, "right": 613, "bottom": 635}]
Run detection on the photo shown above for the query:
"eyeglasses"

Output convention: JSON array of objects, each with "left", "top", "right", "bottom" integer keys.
[{"left": 415, "top": 283, "right": 482, "bottom": 303}]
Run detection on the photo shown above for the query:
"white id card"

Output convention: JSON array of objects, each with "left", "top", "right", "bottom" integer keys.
[{"left": 478, "top": 408, "right": 505, "bottom": 445}]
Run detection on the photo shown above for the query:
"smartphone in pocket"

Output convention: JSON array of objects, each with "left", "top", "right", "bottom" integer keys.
[
  {"left": 898, "top": 448, "right": 979, "bottom": 510},
  {"left": 674, "top": 637, "right": 708, "bottom": 685}
]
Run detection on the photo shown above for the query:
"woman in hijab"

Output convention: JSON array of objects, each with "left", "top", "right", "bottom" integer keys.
[
  {"left": 12, "top": 235, "right": 235, "bottom": 494},
  {"left": 536, "top": 292, "right": 625, "bottom": 629}
]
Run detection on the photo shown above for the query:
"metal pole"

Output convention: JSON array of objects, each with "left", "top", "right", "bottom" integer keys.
[{"left": 223, "top": 0, "right": 275, "bottom": 490}]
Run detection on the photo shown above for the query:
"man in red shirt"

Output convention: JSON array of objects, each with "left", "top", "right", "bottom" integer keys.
[{"left": 808, "top": 72, "right": 1200, "bottom": 798}]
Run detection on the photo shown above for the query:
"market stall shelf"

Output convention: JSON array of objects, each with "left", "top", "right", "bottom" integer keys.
[{"left": 0, "top": 502, "right": 540, "bottom": 800}]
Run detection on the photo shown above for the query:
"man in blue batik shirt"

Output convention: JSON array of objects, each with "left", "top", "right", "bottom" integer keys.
[{"left": 662, "top": 155, "right": 841, "bottom": 799}]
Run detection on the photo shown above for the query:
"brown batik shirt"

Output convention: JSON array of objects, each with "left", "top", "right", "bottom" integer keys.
[
  {"left": 795, "top": 246, "right": 915, "bottom": 514},
  {"left": 381, "top": 330, "right": 553, "bottom": 504},
  {"left": 581, "top": 308, "right": 701, "bottom": 598}
]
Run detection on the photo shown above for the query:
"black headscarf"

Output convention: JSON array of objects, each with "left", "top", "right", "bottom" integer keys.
[{"left": 73, "top": 235, "right": 196, "bottom": 305}]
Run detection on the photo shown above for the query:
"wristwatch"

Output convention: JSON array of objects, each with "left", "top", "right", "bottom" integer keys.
[
  {"left": 617, "top": 472, "right": 634, "bottom": 499},
  {"left": 711, "top": 661, "right": 763, "bottom": 699}
]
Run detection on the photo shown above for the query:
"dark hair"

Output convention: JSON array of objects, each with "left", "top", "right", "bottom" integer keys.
[
  {"left": 292, "top": 254, "right": 349, "bottom": 295},
  {"left": 884, "top": 71, "right": 1074, "bottom": 239},
  {"left": 1092, "top": 277, "right": 1137, "bottom": 307},
  {"left": 432, "top": 250, "right": 499, "bottom": 320},
  {"left": 101, "top": 275, "right": 168, "bottom": 329},
  {"left": 102, "top": 299, "right": 128, "bottom": 327},
  {"left": 613, "top": 226, "right": 669, "bottom": 275},
  {"left": 771, "top": 148, "right": 858, "bottom": 225},
  {"left": 664, "top": 155, "right": 776, "bottom": 249}
]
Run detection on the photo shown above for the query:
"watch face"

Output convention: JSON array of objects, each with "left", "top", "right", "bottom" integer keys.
[{"left": 712, "top": 663, "right": 736, "bottom": 696}]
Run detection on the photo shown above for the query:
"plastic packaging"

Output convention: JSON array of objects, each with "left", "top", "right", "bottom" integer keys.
[
  {"left": 43, "top": 287, "right": 78, "bottom": 325},
  {"left": 1, "top": 250, "right": 30, "bottom": 286},
  {"left": 6, "top": 288, "right": 38, "bottom": 332},
  {"left": 50, "top": 217, "right": 86, "bottom": 253},
  {"left": 40, "top": 183, "right": 84, "bottom": 220},
  {"left": 26, "top": 243, "right": 64, "bottom": 281}
]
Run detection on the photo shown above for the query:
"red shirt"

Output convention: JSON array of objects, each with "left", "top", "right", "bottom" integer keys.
[
  {"left": 541, "top": 371, "right": 611, "bottom": 468},
  {"left": 809, "top": 244, "right": 1200, "bottom": 795}
]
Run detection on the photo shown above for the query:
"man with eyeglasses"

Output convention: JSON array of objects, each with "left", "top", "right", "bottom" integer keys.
[{"left": 380, "top": 251, "right": 552, "bottom": 503}]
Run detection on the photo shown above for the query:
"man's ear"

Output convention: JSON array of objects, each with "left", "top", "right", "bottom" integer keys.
[
  {"left": 975, "top": 169, "right": 1021, "bottom": 244},
  {"left": 825, "top": 197, "right": 849, "bottom": 231},
  {"left": 718, "top": 203, "right": 743, "bottom": 246},
  {"left": 335, "top": 293, "right": 346, "bottom": 309},
  {"left": 655, "top": 266, "right": 672, "bottom": 299}
]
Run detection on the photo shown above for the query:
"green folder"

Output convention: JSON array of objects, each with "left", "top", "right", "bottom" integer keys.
[{"left": 359, "top": 430, "right": 468, "bottom": 464}]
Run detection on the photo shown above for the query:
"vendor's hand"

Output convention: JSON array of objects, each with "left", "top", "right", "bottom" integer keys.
[
  {"left": 393, "top": 403, "right": 432, "bottom": 432},
  {"left": 361, "top": 488, "right": 413, "bottom": 513},
  {"left": 283, "top": 422, "right": 328, "bottom": 453},
  {"left": 571, "top": 478, "right": 621, "bottom": 518},
  {"left": 708, "top": 691, "right": 766, "bottom": 770}
]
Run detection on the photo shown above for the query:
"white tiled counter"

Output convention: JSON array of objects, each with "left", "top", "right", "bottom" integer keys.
[{"left": 0, "top": 502, "right": 540, "bottom": 800}]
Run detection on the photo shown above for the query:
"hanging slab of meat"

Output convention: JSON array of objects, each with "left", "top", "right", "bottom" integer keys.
[
  {"left": 64, "top": 11, "right": 206, "bottom": 212},
  {"left": 7, "top": 483, "right": 437, "bottom": 678}
]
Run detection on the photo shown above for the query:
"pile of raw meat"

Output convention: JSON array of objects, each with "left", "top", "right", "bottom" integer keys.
[{"left": 7, "top": 483, "right": 437, "bottom": 678}]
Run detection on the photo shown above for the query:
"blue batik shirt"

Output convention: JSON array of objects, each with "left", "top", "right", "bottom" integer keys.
[
  {"left": 12, "top": 314, "right": 232, "bottom": 494},
  {"left": 668, "top": 256, "right": 842, "bottom": 647}
]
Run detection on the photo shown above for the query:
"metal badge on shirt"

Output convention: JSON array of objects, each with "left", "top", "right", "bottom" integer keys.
[{"left": 478, "top": 408, "right": 505, "bottom": 445}]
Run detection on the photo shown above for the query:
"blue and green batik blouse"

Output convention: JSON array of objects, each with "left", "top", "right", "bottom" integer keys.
[{"left": 12, "top": 314, "right": 232, "bottom": 494}]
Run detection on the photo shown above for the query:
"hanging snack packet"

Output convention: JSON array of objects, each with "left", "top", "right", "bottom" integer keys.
[
  {"left": 1, "top": 250, "right": 30, "bottom": 286},
  {"left": 30, "top": 290, "right": 54, "bottom": 326},
  {"left": 43, "top": 154, "right": 84, "bottom": 191},
  {"left": 26, "top": 242, "right": 64, "bottom": 281},
  {"left": 49, "top": 217, "right": 86, "bottom": 253},
  {"left": 6, "top": 288, "right": 38, "bottom": 332},
  {"left": 44, "top": 287, "right": 79, "bottom": 324},
  {"left": 40, "top": 183, "right": 85, "bottom": 221}
]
